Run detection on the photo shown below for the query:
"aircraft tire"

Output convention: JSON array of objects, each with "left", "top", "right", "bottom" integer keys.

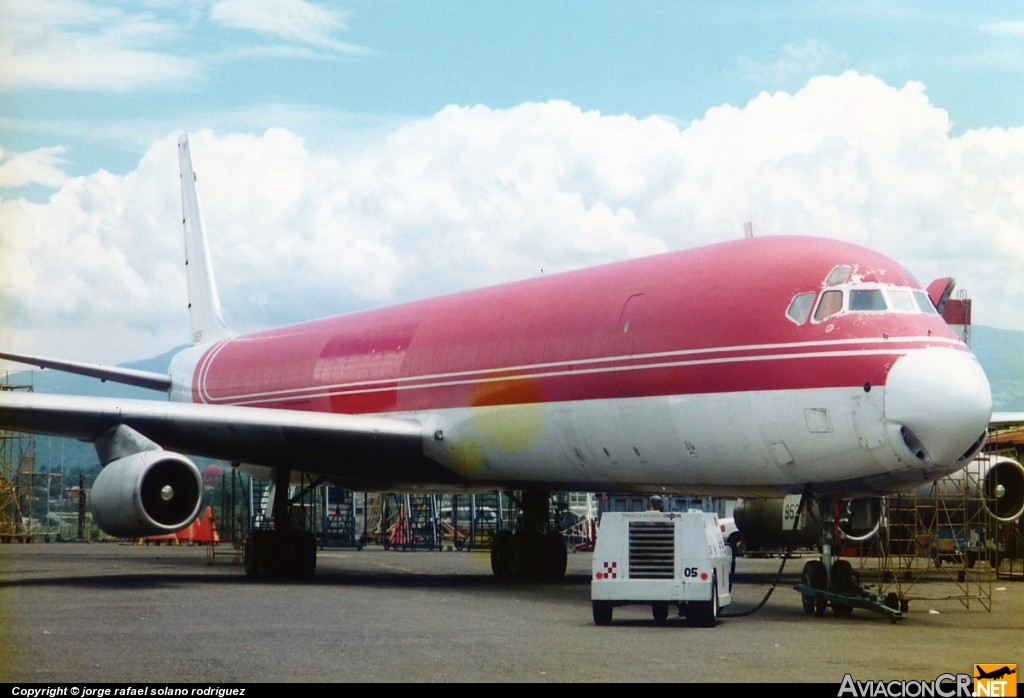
[
  {"left": 542, "top": 530, "right": 568, "bottom": 581},
  {"left": 511, "top": 530, "right": 544, "bottom": 580},
  {"left": 830, "top": 559, "right": 855, "bottom": 593},
  {"left": 491, "top": 530, "right": 514, "bottom": 579},
  {"left": 264, "top": 530, "right": 287, "bottom": 578},
  {"left": 296, "top": 530, "right": 317, "bottom": 578},
  {"left": 243, "top": 531, "right": 261, "bottom": 577},
  {"left": 800, "top": 560, "right": 827, "bottom": 616},
  {"left": 830, "top": 559, "right": 855, "bottom": 616},
  {"left": 244, "top": 529, "right": 317, "bottom": 579}
]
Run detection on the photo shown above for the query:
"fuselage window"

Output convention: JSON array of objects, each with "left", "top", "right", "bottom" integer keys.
[
  {"left": 786, "top": 292, "right": 816, "bottom": 325},
  {"left": 885, "top": 289, "right": 917, "bottom": 313},
  {"left": 813, "top": 289, "right": 844, "bottom": 322},
  {"left": 913, "top": 290, "right": 939, "bottom": 315},
  {"left": 824, "top": 266, "right": 852, "bottom": 286},
  {"left": 849, "top": 289, "right": 887, "bottom": 311}
]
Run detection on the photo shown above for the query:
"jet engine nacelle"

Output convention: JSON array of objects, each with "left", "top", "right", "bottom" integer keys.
[
  {"left": 91, "top": 451, "right": 204, "bottom": 537},
  {"left": 733, "top": 497, "right": 821, "bottom": 550},
  {"left": 734, "top": 496, "right": 884, "bottom": 549},
  {"left": 913, "top": 456, "right": 1024, "bottom": 524}
]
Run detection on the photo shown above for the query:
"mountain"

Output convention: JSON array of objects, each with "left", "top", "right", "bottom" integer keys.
[{"left": 971, "top": 326, "right": 1024, "bottom": 412}]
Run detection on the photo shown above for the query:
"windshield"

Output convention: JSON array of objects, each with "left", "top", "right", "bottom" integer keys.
[{"left": 799, "top": 284, "right": 936, "bottom": 325}]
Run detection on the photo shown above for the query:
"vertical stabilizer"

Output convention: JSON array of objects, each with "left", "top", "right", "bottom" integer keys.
[{"left": 178, "top": 134, "right": 232, "bottom": 345}]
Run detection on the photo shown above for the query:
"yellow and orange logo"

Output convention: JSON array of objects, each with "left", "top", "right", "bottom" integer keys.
[{"left": 974, "top": 665, "right": 1017, "bottom": 697}]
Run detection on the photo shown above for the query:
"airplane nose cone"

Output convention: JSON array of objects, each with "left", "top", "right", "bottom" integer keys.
[{"left": 884, "top": 347, "right": 992, "bottom": 467}]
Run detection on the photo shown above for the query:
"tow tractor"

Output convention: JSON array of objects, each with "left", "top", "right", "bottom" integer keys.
[{"left": 591, "top": 511, "right": 731, "bottom": 627}]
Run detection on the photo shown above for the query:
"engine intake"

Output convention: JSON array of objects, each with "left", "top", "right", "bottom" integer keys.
[
  {"left": 982, "top": 457, "right": 1024, "bottom": 522},
  {"left": 91, "top": 451, "right": 203, "bottom": 537},
  {"left": 912, "top": 456, "right": 1024, "bottom": 524}
]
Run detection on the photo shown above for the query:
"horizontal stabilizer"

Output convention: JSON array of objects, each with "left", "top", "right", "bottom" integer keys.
[{"left": 0, "top": 351, "right": 172, "bottom": 392}]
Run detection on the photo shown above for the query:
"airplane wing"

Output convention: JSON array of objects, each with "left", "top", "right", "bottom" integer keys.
[
  {"left": 0, "top": 351, "right": 171, "bottom": 392},
  {"left": 0, "top": 391, "right": 445, "bottom": 487}
]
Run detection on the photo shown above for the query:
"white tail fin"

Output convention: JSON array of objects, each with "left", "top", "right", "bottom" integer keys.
[{"left": 178, "top": 134, "right": 232, "bottom": 346}]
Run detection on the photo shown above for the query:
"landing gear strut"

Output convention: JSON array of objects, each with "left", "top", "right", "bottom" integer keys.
[
  {"left": 794, "top": 494, "right": 902, "bottom": 622},
  {"left": 490, "top": 490, "right": 568, "bottom": 581},
  {"left": 243, "top": 467, "right": 318, "bottom": 579}
]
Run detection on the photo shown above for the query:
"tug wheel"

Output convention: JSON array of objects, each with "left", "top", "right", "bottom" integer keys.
[{"left": 593, "top": 601, "right": 613, "bottom": 626}]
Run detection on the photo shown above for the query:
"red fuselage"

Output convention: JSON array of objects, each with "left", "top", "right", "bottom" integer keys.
[{"left": 191, "top": 236, "right": 956, "bottom": 413}]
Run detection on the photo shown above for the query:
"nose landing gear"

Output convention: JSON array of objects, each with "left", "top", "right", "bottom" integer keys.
[{"left": 793, "top": 493, "right": 904, "bottom": 623}]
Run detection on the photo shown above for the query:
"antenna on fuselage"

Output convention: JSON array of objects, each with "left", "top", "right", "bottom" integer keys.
[
  {"left": 178, "top": 134, "right": 233, "bottom": 346},
  {"left": 743, "top": 222, "right": 754, "bottom": 238}
]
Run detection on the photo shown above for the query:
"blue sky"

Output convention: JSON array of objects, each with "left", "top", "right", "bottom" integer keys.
[
  {"left": 1, "top": 1, "right": 1023, "bottom": 363},
  {"left": 4, "top": 2, "right": 1023, "bottom": 178}
]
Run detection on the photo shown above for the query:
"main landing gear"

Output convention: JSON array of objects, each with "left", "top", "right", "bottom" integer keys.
[
  {"left": 244, "top": 528, "right": 317, "bottom": 578},
  {"left": 490, "top": 490, "right": 568, "bottom": 581},
  {"left": 243, "top": 467, "right": 319, "bottom": 579},
  {"left": 794, "top": 494, "right": 903, "bottom": 623}
]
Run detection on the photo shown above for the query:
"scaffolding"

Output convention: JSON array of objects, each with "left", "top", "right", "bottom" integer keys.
[
  {"left": 874, "top": 456, "right": 999, "bottom": 611},
  {"left": 436, "top": 493, "right": 504, "bottom": 550},
  {"left": 379, "top": 493, "right": 441, "bottom": 550},
  {"left": 0, "top": 370, "right": 36, "bottom": 542},
  {"left": 359, "top": 490, "right": 577, "bottom": 552},
  {"left": 320, "top": 487, "right": 360, "bottom": 548},
  {"left": 206, "top": 467, "right": 245, "bottom": 564}
]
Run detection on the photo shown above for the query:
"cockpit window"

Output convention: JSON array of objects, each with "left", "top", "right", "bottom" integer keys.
[
  {"left": 796, "top": 284, "right": 937, "bottom": 325},
  {"left": 786, "top": 292, "right": 816, "bottom": 325},
  {"left": 813, "top": 290, "right": 844, "bottom": 322},
  {"left": 913, "top": 290, "right": 939, "bottom": 315},
  {"left": 886, "top": 289, "right": 917, "bottom": 312},
  {"left": 849, "top": 289, "right": 887, "bottom": 311},
  {"left": 824, "top": 266, "right": 852, "bottom": 286}
]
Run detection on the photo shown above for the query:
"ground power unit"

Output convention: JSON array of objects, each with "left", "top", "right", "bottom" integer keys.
[{"left": 591, "top": 511, "right": 732, "bottom": 626}]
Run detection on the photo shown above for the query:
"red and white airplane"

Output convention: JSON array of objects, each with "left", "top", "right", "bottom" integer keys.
[{"left": 0, "top": 135, "right": 1012, "bottom": 580}]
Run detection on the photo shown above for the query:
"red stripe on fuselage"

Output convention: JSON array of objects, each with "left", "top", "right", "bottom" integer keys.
[{"left": 192, "top": 236, "right": 964, "bottom": 414}]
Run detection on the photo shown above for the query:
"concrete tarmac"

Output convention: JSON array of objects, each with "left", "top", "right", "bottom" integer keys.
[{"left": 0, "top": 543, "right": 1021, "bottom": 683}]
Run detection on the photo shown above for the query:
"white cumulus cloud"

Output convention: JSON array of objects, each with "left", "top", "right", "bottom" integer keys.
[
  {"left": 0, "top": 146, "right": 71, "bottom": 188},
  {"left": 1, "top": 71, "right": 1022, "bottom": 364}
]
